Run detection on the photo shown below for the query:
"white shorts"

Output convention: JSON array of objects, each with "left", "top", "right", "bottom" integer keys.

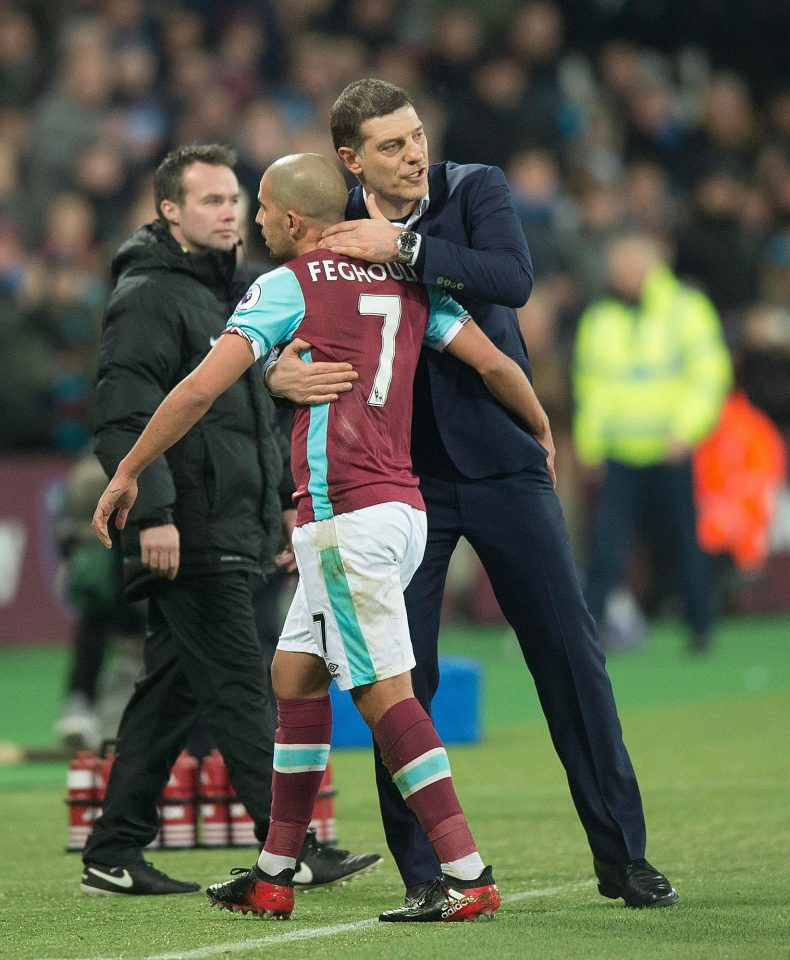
[{"left": 278, "top": 502, "right": 427, "bottom": 691}]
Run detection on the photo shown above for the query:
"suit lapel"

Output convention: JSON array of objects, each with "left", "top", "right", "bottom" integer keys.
[{"left": 346, "top": 187, "right": 368, "bottom": 220}]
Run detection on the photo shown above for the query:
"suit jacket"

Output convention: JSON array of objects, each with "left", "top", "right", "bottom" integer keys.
[{"left": 347, "top": 161, "right": 546, "bottom": 480}]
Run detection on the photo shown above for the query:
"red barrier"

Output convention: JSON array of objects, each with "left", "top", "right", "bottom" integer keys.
[
  {"left": 66, "top": 750, "right": 99, "bottom": 852},
  {"left": 309, "top": 762, "right": 337, "bottom": 844},
  {"left": 199, "top": 749, "right": 231, "bottom": 847},
  {"left": 67, "top": 750, "right": 340, "bottom": 851}
]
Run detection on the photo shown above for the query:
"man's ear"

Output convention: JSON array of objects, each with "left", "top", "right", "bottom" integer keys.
[
  {"left": 160, "top": 199, "right": 180, "bottom": 226},
  {"left": 337, "top": 147, "right": 362, "bottom": 178},
  {"left": 288, "top": 211, "right": 305, "bottom": 238}
]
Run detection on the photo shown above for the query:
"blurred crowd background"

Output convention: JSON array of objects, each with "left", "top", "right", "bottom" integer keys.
[{"left": 1, "top": 0, "right": 789, "bottom": 644}]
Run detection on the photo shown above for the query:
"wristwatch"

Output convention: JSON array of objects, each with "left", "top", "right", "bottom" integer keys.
[{"left": 395, "top": 230, "right": 419, "bottom": 264}]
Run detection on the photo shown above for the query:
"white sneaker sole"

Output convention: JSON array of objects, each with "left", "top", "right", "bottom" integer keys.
[
  {"left": 80, "top": 883, "right": 130, "bottom": 897},
  {"left": 80, "top": 882, "right": 200, "bottom": 896}
]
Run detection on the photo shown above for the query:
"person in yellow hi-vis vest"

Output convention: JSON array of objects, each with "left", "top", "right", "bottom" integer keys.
[{"left": 573, "top": 233, "right": 732, "bottom": 653}]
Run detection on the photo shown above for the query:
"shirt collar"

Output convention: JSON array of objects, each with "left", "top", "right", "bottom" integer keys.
[{"left": 361, "top": 188, "right": 430, "bottom": 230}]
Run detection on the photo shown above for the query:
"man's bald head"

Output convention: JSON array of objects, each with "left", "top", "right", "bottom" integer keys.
[{"left": 262, "top": 153, "right": 348, "bottom": 227}]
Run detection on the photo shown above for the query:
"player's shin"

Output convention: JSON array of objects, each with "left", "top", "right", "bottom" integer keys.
[
  {"left": 257, "top": 695, "right": 332, "bottom": 875},
  {"left": 373, "top": 697, "right": 484, "bottom": 879}
]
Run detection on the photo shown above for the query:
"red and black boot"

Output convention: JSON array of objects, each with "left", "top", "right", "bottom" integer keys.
[
  {"left": 206, "top": 866, "right": 294, "bottom": 918},
  {"left": 379, "top": 866, "right": 500, "bottom": 922}
]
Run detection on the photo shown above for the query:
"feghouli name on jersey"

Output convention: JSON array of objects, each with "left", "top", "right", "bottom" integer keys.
[{"left": 305, "top": 259, "right": 419, "bottom": 285}]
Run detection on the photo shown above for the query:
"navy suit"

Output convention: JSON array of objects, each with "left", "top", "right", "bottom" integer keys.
[{"left": 347, "top": 161, "right": 647, "bottom": 886}]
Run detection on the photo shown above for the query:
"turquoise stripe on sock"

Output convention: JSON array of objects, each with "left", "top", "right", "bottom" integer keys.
[
  {"left": 393, "top": 750, "right": 451, "bottom": 797},
  {"left": 273, "top": 744, "right": 330, "bottom": 772},
  {"left": 303, "top": 350, "right": 333, "bottom": 520},
  {"left": 319, "top": 545, "right": 376, "bottom": 686}
]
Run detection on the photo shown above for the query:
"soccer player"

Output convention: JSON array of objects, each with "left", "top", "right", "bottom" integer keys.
[
  {"left": 81, "top": 143, "right": 378, "bottom": 896},
  {"left": 92, "top": 153, "right": 554, "bottom": 922}
]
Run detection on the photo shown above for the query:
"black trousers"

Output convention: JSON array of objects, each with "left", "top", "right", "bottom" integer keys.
[
  {"left": 67, "top": 610, "right": 111, "bottom": 703},
  {"left": 375, "top": 462, "right": 647, "bottom": 887},
  {"left": 83, "top": 571, "right": 275, "bottom": 866},
  {"left": 584, "top": 459, "right": 713, "bottom": 637},
  {"left": 186, "top": 572, "right": 283, "bottom": 757}
]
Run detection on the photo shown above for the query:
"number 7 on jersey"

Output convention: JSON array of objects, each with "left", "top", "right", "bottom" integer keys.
[{"left": 359, "top": 294, "right": 401, "bottom": 407}]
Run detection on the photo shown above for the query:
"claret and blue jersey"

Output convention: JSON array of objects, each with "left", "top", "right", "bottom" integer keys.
[{"left": 225, "top": 249, "right": 469, "bottom": 525}]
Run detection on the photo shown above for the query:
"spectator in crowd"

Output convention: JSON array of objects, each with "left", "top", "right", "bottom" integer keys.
[
  {"left": 270, "top": 76, "right": 679, "bottom": 911},
  {"left": 682, "top": 73, "right": 760, "bottom": 188},
  {"left": 622, "top": 80, "right": 689, "bottom": 186},
  {"left": 597, "top": 40, "right": 643, "bottom": 123},
  {"left": 564, "top": 180, "right": 623, "bottom": 302},
  {"left": 621, "top": 161, "right": 674, "bottom": 235},
  {"left": 444, "top": 55, "right": 562, "bottom": 169},
  {"left": 330, "top": 0, "right": 400, "bottom": 54},
  {"left": 71, "top": 140, "right": 136, "bottom": 247},
  {"left": 506, "top": 0, "right": 569, "bottom": 125},
  {"left": 422, "top": 5, "right": 483, "bottom": 110},
  {"left": 568, "top": 98, "right": 624, "bottom": 187},
  {"left": 80, "top": 143, "right": 379, "bottom": 897},
  {"left": 215, "top": 13, "right": 273, "bottom": 103},
  {"left": 0, "top": 7, "right": 43, "bottom": 110},
  {"left": 96, "top": 0, "right": 157, "bottom": 51},
  {"left": 26, "top": 20, "right": 113, "bottom": 222},
  {"left": 573, "top": 233, "right": 733, "bottom": 653},
  {"left": 110, "top": 42, "right": 168, "bottom": 165},
  {"left": 506, "top": 147, "right": 574, "bottom": 281},
  {"left": 674, "top": 166, "right": 763, "bottom": 320}
]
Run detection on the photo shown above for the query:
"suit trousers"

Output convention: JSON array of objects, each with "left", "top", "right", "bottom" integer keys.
[
  {"left": 374, "top": 461, "right": 647, "bottom": 886},
  {"left": 83, "top": 570, "right": 275, "bottom": 866}
]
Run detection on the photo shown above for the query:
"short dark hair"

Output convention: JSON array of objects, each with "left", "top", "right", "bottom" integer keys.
[
  {"left": 153, "top": 143, "right": 238, "bottom": 221},
  {"left": 330, "top": 78, "right": 412, "bottom": 153}
]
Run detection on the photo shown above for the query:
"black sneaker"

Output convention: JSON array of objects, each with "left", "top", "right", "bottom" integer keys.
[
  {"left": 207, "top": 866, "right": 294, "bottom": 918},
  {"left": 293, "top": 829, "right": 381, "bottom": 888},
  {"left": 81, "top": 860, "right": 201, "bottom": 896},
  {"left": 379, "top": 867, "right": 501, "bottom": 922}
]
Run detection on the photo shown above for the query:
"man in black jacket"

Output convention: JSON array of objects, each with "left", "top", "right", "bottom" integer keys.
[{"left": 81, "top": 144, "right": 379, "bottom": 896}]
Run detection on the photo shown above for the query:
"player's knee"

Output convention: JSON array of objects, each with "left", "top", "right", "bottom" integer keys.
[
  {"left": 351, "top": 671, "right": 414, "bottom": 728},
  {"left": 272, "top": 650, "right": 330, "bottom": 701}
]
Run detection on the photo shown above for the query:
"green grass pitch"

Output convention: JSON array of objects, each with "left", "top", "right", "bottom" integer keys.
[{"left": 0, "top": 618, "right": 788, "bottom": 960}]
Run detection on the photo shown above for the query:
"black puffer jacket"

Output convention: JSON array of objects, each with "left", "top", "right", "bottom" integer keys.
[{"left": 93, "top": 221, "right": 292, "bottom": 599}]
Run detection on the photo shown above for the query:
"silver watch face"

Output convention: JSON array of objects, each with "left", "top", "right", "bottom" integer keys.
[{"left": 397, "top": 231, "right": 418, "bottom": 259}]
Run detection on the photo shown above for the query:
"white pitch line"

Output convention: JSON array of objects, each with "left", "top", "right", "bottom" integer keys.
[{"left": 45, "top": 881, "right": 592, "bottom": 960}]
